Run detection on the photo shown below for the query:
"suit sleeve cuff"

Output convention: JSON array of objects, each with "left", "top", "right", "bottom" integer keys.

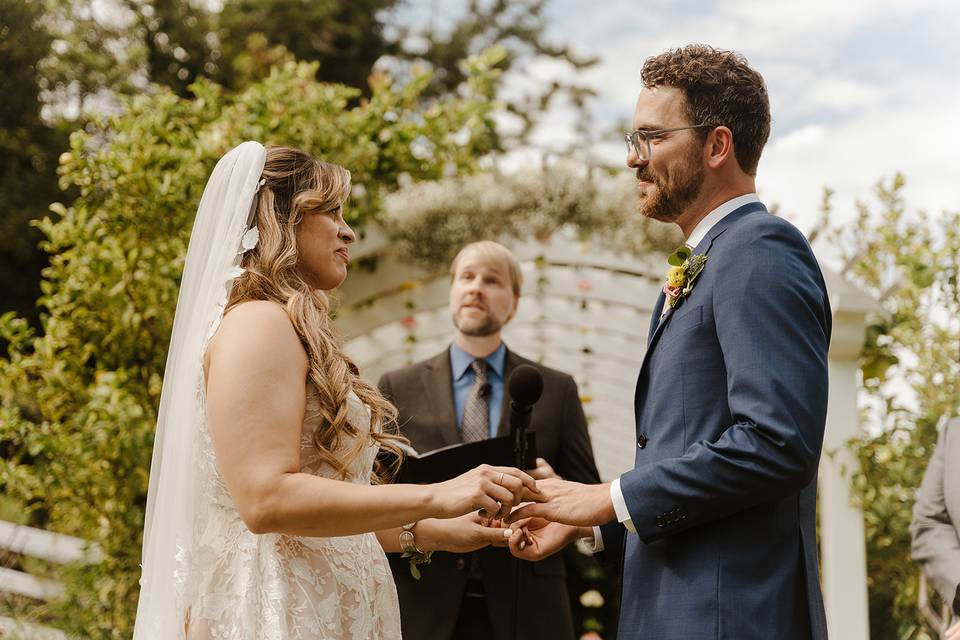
[{"left": 611, "top": 477, "right": 637, "bottom": 533}]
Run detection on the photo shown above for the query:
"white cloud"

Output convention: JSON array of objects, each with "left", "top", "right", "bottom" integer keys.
[
  {"left": 399, "top": 0, "right": 960, "bottom": 230},
  {"left": 762, "top": 72, "right": 960, "bottom": 230}
]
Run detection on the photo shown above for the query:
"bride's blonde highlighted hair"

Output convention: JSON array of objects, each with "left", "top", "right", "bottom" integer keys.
[{"left": 226, "top": 146, "right": 404, "bottom": 483}]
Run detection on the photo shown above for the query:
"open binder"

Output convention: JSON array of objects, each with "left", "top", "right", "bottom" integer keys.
[{"left": 395, "top": 432, "right": 538, "bottom": 484}]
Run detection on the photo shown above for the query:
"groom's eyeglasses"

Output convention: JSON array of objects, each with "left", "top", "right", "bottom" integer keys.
[{"left": 623, "top": 124, "right": 714, "bottom": 161}]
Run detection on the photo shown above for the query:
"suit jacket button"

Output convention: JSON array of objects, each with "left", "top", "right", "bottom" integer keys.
[
  {"left": 456, "top": 558, "right": 466, "bottom": 570},
  {"left": 637, "top": 435, "right": 648, "bottom": 449}
]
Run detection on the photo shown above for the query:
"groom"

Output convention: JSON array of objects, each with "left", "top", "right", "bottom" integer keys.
[{"left": 507, "top": 45, "right": 832, "bottom": 639}]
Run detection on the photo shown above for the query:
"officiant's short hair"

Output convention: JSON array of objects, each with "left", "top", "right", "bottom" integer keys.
[{"left": 449, "top": 241, "right": 523, "bottom": 297}]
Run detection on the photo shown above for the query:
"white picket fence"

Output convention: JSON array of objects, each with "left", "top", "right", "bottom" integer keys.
[{"left": 0, "top": 519, "right": 101, "bottom": 639}]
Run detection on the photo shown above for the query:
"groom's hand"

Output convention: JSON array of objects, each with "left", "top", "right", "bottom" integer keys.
[{"left": 504, "top": 478, "right": 615, "bottom": 527}]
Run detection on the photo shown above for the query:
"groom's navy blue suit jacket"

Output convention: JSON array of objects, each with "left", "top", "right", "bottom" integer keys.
[{"left": 600, "top": 202, "right": 831, "bottom": 639}]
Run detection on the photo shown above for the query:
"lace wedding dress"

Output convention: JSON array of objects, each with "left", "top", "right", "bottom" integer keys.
[{"left": 181, "top": 383, "right": 402, "bottom": 639}]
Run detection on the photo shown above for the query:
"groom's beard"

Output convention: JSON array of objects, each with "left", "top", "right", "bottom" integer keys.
[{"left": 635, "top": 148, "right": 705, "bottom": 223}]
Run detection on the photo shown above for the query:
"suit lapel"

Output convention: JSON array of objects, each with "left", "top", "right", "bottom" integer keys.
[
  {"left": 422, "top": 349, "right": 461, "bottom": 446},
  {"left": 637, "top": 201, "right": 766, "bottom": 373},
  {"left": 647, "top": 290, "right": 666, "bottom": 349}
]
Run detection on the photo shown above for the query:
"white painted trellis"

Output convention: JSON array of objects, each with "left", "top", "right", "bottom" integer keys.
[
  {"left": 337, "top": 224, "right": 874, "bottom": 639},
  {"left": 0, "top": 225, "right": 875, "bottom": 638}
]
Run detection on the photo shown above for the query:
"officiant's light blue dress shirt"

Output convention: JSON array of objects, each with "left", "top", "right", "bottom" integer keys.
[{"left": 450, "top": 342, "right": 506, "bottom": 439}]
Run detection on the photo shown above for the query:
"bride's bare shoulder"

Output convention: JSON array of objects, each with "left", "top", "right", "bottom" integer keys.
[
  {"left": 208, "top": 300, "right": 304, "bottom": 364},
  {"left": 222, "top": 299, "right": 290, "bottom": 328}
]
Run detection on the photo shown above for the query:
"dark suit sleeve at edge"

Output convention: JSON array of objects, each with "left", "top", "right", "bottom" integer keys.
[{"left": 619, "top": 221, "right": 831, "bottom": 544}]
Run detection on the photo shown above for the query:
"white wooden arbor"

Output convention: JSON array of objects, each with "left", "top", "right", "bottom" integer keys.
[{"left": 336, "top": 225, "right": 873, "bottom": 639}]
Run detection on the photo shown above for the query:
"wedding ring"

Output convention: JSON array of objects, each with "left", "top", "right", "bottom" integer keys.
[{"left": 498, "top": 472, "right": 504, "bottom": 485}]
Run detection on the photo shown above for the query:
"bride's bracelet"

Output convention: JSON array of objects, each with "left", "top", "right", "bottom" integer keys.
[{"left": 400, "top": 522, "right": 433, "bottom": 580}]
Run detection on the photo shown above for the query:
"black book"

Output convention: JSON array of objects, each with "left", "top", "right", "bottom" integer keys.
[{"left": 396, "top": 432, "right": 538, "bottom": 484}]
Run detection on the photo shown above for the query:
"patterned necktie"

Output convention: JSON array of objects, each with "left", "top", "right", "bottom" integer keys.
[{"left": 461, "top": 359, "right": 490, "bottom": 443}]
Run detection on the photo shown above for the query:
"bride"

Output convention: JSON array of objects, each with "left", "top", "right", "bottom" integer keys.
[{"left": 133, "top": 142, "right": 540, "bottom": 639}]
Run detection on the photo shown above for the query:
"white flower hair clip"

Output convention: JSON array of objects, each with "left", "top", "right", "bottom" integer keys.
[
  {"left": 255, "top": 177, "right": 266, "bottom": 192},
  {"left": 240, "top": 226, "right": 259, "bottom": 253}
]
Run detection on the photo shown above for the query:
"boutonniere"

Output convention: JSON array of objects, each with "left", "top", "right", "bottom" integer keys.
[{"left": 663, "top": 245, "right": 708, "bottom": 309}]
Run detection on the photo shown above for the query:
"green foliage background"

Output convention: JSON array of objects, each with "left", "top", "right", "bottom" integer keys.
[
  {"left": 2, "top": 1, "right": 958, "bottom": 637},
  {"left": 0, "top": 52, "right": 502, "bottom": 636},
  {"left": 818, "top": 176, "right": 960, "bottom": 639}
]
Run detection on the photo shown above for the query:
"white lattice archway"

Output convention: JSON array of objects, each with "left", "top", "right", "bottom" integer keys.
[
  {"left": 338, "top": 225, "right": 661, "bottom": 481},
  {"left": 335, "top": 224, "right": 873, "bottom": 639}
]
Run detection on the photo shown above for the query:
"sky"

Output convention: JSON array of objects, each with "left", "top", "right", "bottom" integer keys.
[{"left": 398, "top": 0, "right": 960, "bottom": 238}]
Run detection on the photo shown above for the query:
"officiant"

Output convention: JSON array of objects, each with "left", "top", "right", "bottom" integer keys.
[{"left": 378, "top": 241, "right": 600, "bottom": 640}]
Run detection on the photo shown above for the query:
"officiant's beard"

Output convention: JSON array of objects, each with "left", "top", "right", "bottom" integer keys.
[
  {"left": 635, "top": 150, "right": 705, "bottom": 223},
  {"left": 453, "top": 311, "right": 504, "bottom": 337}
]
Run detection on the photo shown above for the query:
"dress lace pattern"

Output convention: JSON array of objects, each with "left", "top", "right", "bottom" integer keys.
[{"left": 182, "top": 384, "right": 401, "bottom": 639}]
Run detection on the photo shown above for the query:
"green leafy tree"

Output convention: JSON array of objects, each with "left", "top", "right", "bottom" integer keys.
[
  {"left": 217, "top": 0, "right": 396, "bottom": 91},
  {"left": 817, "top": 175, "right": 960, "bottom": 639},
  {"left": 3, "top": 0, "right": 598, "bottom": 323},
  {"left": 388, "top": 0, "right": 599, "bottom": 152},
  {"left": 0, "top": 0, "right": 71, "bottom": 326},
  {"left": 0, "top": 52, "right": 501, "bottom": 636}
]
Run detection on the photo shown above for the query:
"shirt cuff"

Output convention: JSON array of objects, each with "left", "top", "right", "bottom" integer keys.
[{"left": 611, "top": 477, "right": 637, "bottom": 533}]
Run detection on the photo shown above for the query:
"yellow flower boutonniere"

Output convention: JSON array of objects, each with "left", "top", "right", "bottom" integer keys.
[{"left": 663, "top": 245, "right": 708, "bottom": 309}]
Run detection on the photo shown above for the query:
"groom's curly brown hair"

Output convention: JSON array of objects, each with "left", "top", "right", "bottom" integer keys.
[{"left": 641, "top": 44, "right": 770, "bottom": 176}]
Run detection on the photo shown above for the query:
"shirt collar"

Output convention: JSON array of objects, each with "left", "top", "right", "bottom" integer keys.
[
  {"left": 685, "top": 193, "right": 760, "bottom": 249},
  {"left": 450, "top": 342, "right": 506, "bottom": 381}
]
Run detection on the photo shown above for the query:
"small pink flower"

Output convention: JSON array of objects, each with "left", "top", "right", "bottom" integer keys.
[
  {"left": 663, "top": 283, "right": 682, "bottom": 299},
  {"left": 401, "top": 315, "right": 417, "bottom": 330},
  {"left": 577, "top": 279, "right": 593, "bottom": 293}
]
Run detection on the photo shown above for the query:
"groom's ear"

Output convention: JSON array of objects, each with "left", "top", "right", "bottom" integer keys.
[{"left": 704, "top": 126, "right": 735, "bottom": 170}]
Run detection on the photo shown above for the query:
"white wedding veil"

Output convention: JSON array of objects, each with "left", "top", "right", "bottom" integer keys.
[{"left": 133, "top": 141, "right": 266, "bottom": 638}]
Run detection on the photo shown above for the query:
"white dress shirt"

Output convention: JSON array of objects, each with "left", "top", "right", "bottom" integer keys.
[{"left": 590, "top": 193, "right": 760, "bottom": 552}]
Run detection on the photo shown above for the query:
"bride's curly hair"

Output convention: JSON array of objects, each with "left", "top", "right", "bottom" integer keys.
[{"left": 226, "top": 146, "right": 405, "bottom": 484}]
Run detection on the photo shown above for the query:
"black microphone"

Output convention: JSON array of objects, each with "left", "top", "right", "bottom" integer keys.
[
  {"left": 506, "top": 365, "right": 544, "bottom": 640},
  {"left": 507, "top": 365, "right": 543, "bottom": 468}
]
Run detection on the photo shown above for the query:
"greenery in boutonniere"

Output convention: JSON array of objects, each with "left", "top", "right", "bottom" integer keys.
[{"left": 663, "top": 245, "right": 708, "bottom": 308}]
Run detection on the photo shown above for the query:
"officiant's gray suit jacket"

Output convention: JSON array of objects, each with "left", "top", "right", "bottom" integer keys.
[
  {"left": 599, "top": 202, "right": 832, "bottom": 639},
  {"left": 911, "top": 417, "right": 960, "bottom": 618},
  {"left": 379, "top": 346, "right": 600, "bottom": 640}
]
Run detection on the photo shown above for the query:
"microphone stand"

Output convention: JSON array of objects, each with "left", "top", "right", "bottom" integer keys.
[
  {"left": 510, "top": 401, "right": 529, "bottom": 640},
  {"left": 505, "top": 364, "right": 542, "bottom": 640}
]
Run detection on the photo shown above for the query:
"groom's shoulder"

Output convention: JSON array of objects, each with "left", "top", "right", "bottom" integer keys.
[{"left": 720, "top": 208, "right": 813, "bottom": 254}]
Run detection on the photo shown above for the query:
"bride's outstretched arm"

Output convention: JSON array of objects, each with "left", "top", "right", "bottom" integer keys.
[
  {"left": 205, "top": 301, "right": 542, "bottom": 538},
  {"left": 376, "top": 512, "right": 513, "bottom": 554}
]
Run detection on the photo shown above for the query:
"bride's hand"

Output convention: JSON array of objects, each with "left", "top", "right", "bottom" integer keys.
[
  {"left": 429, "top": 464, "right": 543, "bottom": 520},
  {"left": 418, "top": 512, "right": 514, "bottom": 553}
]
